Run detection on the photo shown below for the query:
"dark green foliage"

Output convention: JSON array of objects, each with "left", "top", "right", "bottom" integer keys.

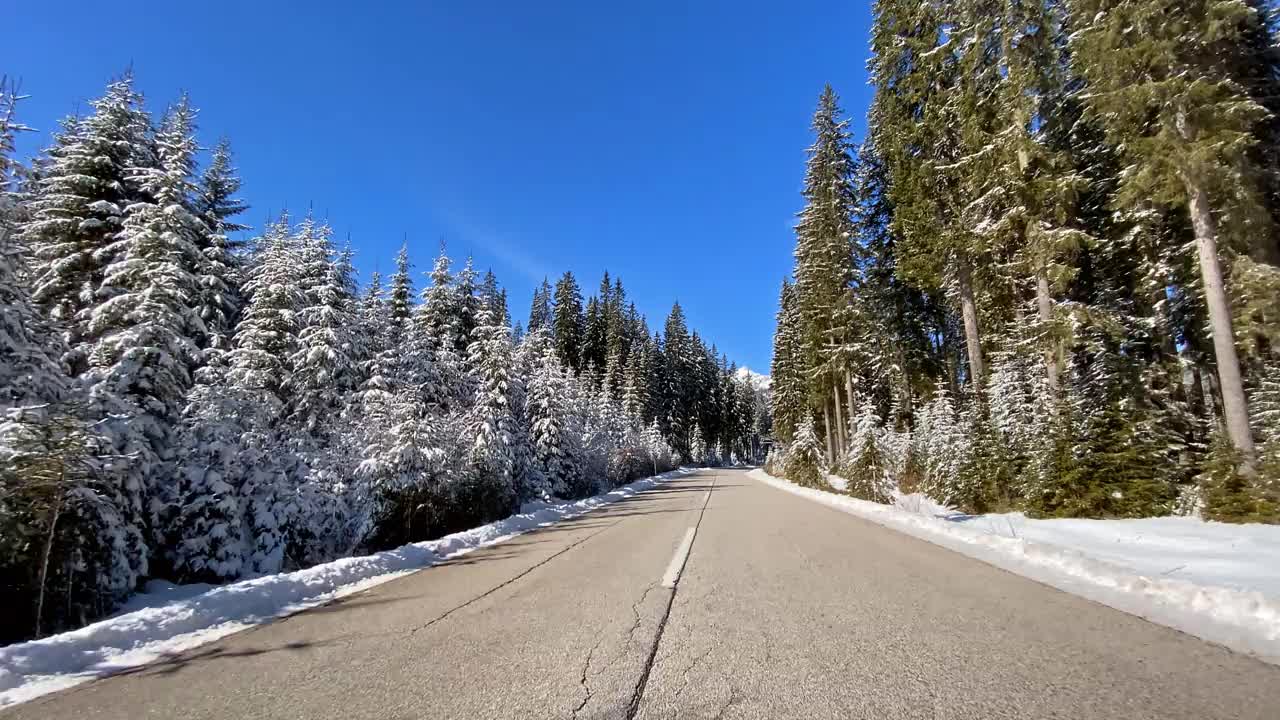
[
  {"left": 1038, "top": 399, "right": 1174, "bottom": 519},
  {"left": 1201, "top": 434, "right": 1280, "bottom": 523},
  {"left": 953, "top": 394, "right": 1015, "bottom": 515}
]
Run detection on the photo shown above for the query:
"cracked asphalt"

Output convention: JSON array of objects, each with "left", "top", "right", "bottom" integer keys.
[{"left": 6, "top": 469, "right": 1280, "bottom": 719}]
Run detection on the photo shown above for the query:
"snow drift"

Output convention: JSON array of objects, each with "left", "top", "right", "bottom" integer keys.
[
  {"left": 753, "top": 469, "right": 1280, "bottom": 665},
  {"left": 0, "top": 469, "right": 694, "bottom": 707}
]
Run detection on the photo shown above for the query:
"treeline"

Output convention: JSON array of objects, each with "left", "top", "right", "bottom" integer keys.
[
  {"left": 769, "top": 0, "right": 1280, "bottom": 522},
  {"left": 0, "top": 74, "right": 766, "bottom": 643}
]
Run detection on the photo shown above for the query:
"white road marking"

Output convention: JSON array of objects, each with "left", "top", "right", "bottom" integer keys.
[{"left": 661, "top": 528, "right": 697, "bottom": 588}]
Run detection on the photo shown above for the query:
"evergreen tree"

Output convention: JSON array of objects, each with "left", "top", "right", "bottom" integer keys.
[
  {"left": 552, "top": 271, "right": 585, "bottom": 372},
  {"left": 83, "top": 95, "right": 207, "bottom": 553},
  {"left": 462, "top": 308, "right": 521, "bottom": 520},
  {"left": 785, "top": 413, "right": 825, "bottom": 488},
  {"left": 1069, "top": 0, "right": 1269, "bottom": 474},
  {"left": 192, "top": 137, "right": 246, "bottom": 349},
  {"left": 770, "top": 280, "right": 806, "bottom": 443},
  {"left": 22, "top": 74, "right": 155, "bottom": 375},
  {"left": 528, "top": 277, "right": 553, "bottom": 332},
  {"left": 839, "top": 399, "right": 894, "bottom": 504},
  {"left": 791, "top": 86, "right": 860, "bottom": 459}
]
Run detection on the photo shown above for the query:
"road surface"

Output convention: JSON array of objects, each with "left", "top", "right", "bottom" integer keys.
[{"left": 6, "top": 468, "right": 1278, "bottom": 719}]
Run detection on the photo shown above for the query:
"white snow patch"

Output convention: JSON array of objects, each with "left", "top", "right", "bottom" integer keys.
[
  {"left": 733, "top": 366, "right": 771, "bottom": 391},
  {"left": 0, "top": 469, "right": 697, "bottom": 707},
  {"left": 751, "top": 469, "right": 1280, "bottom": 665}
]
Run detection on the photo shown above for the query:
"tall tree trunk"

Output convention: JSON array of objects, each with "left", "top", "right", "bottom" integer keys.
[
  {"left": 822, "top": 401, "right": 836, "bottom": 467},
  {"left": 35, "top": 483, "right": 65, "bottom": 639},
  {"left": 957, "top": 258, "right": 985, "bottom": 386},
  {"left": 892, "top": 347, "right": 912, "bottom": 421},
  {"left": 1185, "top": 178, "right": 1257, "bottom": 473},
  {"left": 844, "top": 370, "right": 857, "bottom": 427},
  {"left": 832, "top": 382, "right": 845, "bottom": 458},
  {"left": 1035, "top": 271, "right": 1060, "bottom": 393}
]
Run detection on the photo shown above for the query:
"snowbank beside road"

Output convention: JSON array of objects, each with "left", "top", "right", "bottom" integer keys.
[
  {"left": 759, "top": 469, "right": 1280, "bottom": 665},
  {"left": 0, "top": 469, "right": 694, "bottom": 707}
]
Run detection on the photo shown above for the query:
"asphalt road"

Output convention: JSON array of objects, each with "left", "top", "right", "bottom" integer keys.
[{"left": 6, "top": 468, "right": 1279, "bottom": 719}]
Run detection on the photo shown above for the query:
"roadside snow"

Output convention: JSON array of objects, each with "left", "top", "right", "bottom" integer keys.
[
  {"left": 0, "top": 469, "right": 695, "bottom": 707},
  {"left": 752, "top": 469, "right": 1280, "bottom": 665}
]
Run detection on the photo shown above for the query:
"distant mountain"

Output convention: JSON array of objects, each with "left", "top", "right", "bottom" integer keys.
[{"left": 734, "top": 366, "right": 772, "bottom": 391}]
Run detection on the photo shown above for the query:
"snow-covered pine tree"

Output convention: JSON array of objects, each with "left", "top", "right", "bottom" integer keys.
[
  {"left": 22, "top": 74, "right": 155, "bottom": 376},
  {"left": 791, "top": 85, "right": 859, "bottom": 463},
  {"left": 84, "top": 95, "right": 208, "bottom": 558},
  {"left": 462, "top": 307, "right": 521, "bottom": 522},
  {"left": 770, "top": 279, "right": 806, "bottom": 443},
  {"left": 287, "top": 227, "right": 358, "bottom": 442},
  {"left": 191, "top": 137, "right": 247, "bottom": 349},
  {"left": 454, "top": 256, "right": 480, "bottom": 353},
  {"left": 621, "top": 340, "right": 650, "bottom": 422},
  {"left": 528, "top": 277, "right": 553, "bottom": 332},
  {"left": 784, "top": 412, "right": 825, "bottom": 488},
  {"left": 839, "top": 398, "right": 895, "bottom": 504},
  {"left": 913, "top": 382, "right": 971, "bottom": 507},
  {"left": 173, "top": 356, "right": 253, "bottom": 581},
  {"left": 220, "top": 217, "right": 304, "bottom": 573},
  {"left": 1, "top": 81, "right": 138, "bottom": 640},
  {"left": 413, "top": 246, "right": 468, "bottom": 412},
  {"left": 1069, "top": 0, "right": 1268, "bottom": 477}
]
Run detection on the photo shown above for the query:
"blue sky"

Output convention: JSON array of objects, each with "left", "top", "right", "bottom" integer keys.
[{"left": 7, "top": 1, "right": 874, "bottom": 372}]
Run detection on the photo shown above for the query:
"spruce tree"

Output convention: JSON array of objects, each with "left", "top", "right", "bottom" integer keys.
[
  {"left": 552, "top": 271, "right": 585, "bottom": 372},
  {"left": 770, "top": 280, "right": 806, "bottom": 443},
  {"left": 791, "top": 87, "right": 859, "bottom": 457},
  {"left": 84, "top": 95, "right": 207, "bottom": 552},
  {"left": 22, "top": 74, "right": 155, "bottom": 375},
  {"left": 1069, "top": 0, "right": 1269, "bottom": 473},
  {"left": 528, "top": 277, "right": 553, "bottom": 332},
  {"left": 785, "top": 412, "right": 825, "bottom": 488}
]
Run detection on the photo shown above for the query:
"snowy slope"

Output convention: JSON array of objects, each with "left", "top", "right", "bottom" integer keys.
[
  {"left": 733, "top": 366, "right": 771, "bottom": 391},
  {"left": 0, "top": 469, "right": 695, "bottom": 708},
  {"left": 763, "top": 470, "right": 1280, "bottom": 665}
]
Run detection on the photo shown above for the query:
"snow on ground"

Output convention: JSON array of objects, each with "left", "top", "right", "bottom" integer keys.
[
  {"left": 768, "top": 469, "right": 1280, "bottom": 665},
  {"left": 0, "top": 469, "right": 696, "bottom": 708}
]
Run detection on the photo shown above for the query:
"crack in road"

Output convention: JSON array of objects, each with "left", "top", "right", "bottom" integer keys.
[
  {"left": 408, "top": 521, "right": 620, "bottom": 636},
  {"left": 627, "top": 584, "right": 661, "bottom": 646},
  {"left": 572, "top": 636, "right": 606, "bottom": 719},
  {"left": 666, "top": 645, "right": 716, "bottom": 719},
  {"left": 711, "top": 686, "right": 739, "bottom": 720},
  {"left": 624, "top": 472, "right": 719, "bottom": 720}
]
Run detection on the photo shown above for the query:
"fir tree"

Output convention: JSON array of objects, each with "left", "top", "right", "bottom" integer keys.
[
  {"left": 1069, "top": 0, "right": 1269, "bottom": 474},
  {"left": 22, "top": 74, "right": 155, "bottom": 375},
  {"left": 528, "top": 277, "right": 553, "bottom": 332},
  {"left": 552, "top": 271, "right": 585, "bottom": 372},
  {"left": 785, "top": 412, "right": 826, "bottom": 488}
]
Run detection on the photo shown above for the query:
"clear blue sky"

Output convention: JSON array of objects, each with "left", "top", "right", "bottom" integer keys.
[{"left": 8, "top": 1, "right": 873, "bottom": 373}]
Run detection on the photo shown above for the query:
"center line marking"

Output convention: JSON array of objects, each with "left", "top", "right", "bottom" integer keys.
[{"left": 661, "top": 528, "right": 697, "bottom": 588}]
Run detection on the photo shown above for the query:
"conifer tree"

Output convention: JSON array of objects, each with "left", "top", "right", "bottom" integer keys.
[
  {"left": 770, "top": 280, "right": 806, "bottom": 443},
  {"left": 1069, "top": 0, "right": 1268, "bottom": 473},
  {"left": 191, "top": 137, "right": 247, "bottom": 349},
  {"left": 22, "top": 74, "right": 155, "bottom": 375},
  {"left": 552, "top": 271, "right": 585, "bottom": 372},
  {"left": 791, "top": 87, "right": 859, "bottom": 455},
  {"left": 785, "top": 413, "right": 825, "bottom": 488},
  {"left": 463, "top": 308, "right": 521, "bottom": 519},
  {"left": 84, "top": 95, "right": 207, "bottom": 551},
  {"left": 528, "top": 277, "right": 553, "bottom": 332}
]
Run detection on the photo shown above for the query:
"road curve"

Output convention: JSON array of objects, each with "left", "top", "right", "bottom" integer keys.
[{"left": 5, "top": 468, "right": 1278, "bottom": 719}]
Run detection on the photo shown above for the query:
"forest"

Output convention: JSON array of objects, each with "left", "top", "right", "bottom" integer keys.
[
  {"left": 0, "top": 75, "right": 767, "bottom": 643},
  {"left": 767, "top": 0, "right": 1280, "bottom": 522}
]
